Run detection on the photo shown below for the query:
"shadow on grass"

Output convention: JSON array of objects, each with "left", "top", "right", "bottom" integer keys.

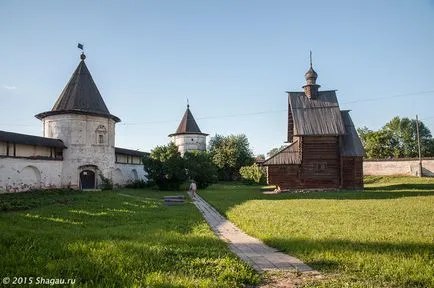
[
  {"left": 64, "top": 232, "right": 256, "bottom": 287},
  {"left": 0, "top": 188, "right": 260, "bottom": 287}
]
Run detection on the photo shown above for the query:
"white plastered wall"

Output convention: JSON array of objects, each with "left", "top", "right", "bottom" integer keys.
[
  {"left": 114, "top": 163, "right": 147, "bottom": 186},
  {"left": 0, "top": 157, "right": 62, "bottom": 193},
  {"left": 171, "top": 134, "right": 206, "bottom": 155}
]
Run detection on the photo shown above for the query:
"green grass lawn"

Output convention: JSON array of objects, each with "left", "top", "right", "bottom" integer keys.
[
  {"left": 0, "top": 189, "right": 259, "bottom": 287},
  {"left": 199, "top": 176, "right": 434, "bottom": 288}
]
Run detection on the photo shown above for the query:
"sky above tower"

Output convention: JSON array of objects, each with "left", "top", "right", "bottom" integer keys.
[{"left": 1, "top": 0, "right": 433, "bottom": 155}]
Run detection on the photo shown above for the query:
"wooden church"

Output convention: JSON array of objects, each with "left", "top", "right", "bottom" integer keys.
[{"left": 263, "top": 59, "right": 365, "bottom": 190}]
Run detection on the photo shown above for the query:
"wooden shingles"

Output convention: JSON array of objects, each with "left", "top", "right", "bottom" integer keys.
[
  {"left": 262, "top": 140, "right": 301, "bottom": 165},
  {"left": 340, "top": 111, "right": 365, "bottom": 157},
  {"left": 288, "top": 91, "right": 345, "bottom": 136}
]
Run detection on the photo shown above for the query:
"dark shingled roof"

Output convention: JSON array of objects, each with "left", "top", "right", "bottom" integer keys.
[
  {"left": 340, "top": 111, "right": 365, "bottom": 157},
  {"left": 262, "top": 140, "right": 301, "bottom": 165},
  {"left": 288, "top": 90, "right": 345, "bottom": 136},
  {"left": 35, "top": 54, "right": 120, "bottom": 122},
  {"left": 115, "top": 147, "right": 148, "bottom": 157},
  {"left": 0, "top": 130, "right": 66, "bottom": 148},
  {"left": 169, "top": 105, "right": 208, "bottom": 137}
]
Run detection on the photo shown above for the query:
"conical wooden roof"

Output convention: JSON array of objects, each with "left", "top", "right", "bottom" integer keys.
[
  {"left": 169, "top": 105, "right": 208, "bottom": 136},
  {"left": 36, "top": 53, "right": 120, "bottom": 122}
]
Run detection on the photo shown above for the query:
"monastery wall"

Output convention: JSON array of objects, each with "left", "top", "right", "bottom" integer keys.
[
  {"left": 0, "top": 157, "right": 63, "bottom": 193},
  {"left": 114, "top": 163, "right": 147, "bottom": 187},
  {"left": 363, "top": 158, "right": 434, "bottom": 177}
]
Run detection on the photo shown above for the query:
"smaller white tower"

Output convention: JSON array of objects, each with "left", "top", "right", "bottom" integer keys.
[{"left": 169, "top": 104, "right": 208, "bottom": 155}]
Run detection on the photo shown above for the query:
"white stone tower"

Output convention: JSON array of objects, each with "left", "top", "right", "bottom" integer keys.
[
  {"left": 35, "top": 52, "right": 121, "bottom": 189},
  {"left": 169, "top": 104, "right": 208, "bottom": 155}
]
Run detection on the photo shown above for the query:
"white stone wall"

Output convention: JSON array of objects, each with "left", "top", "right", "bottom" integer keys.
[
  {"left": 364, "top": 159, "right": 434, "bottom": 177},
  {"left": 0, "top": 157, "right": 62, "bottom": 193},
  {"left": 171, "top": 134, "right": 206, "bottom": 155},
  {"left": 114, "top": 163, "right": 147, "bottom": 187},
  {"left": 43, "top": 114, "right": 116, "bottom": 188}
]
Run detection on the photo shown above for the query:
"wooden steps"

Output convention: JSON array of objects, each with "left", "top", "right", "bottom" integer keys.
[{"left": 163, "top": 195, "right": 185, "bottom": 205}]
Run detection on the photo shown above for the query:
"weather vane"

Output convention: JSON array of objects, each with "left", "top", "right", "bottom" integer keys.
[{"left": 78, "top": 43, "right": 85, "bottom": 60}]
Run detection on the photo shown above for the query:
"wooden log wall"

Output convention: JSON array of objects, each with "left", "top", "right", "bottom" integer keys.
[
  {"left": 342, "top": 157, "right": 363, "bottom": 189},
  {"left": 287, "top": 102, "right": 294, "bottom": 143},
  {"left": 300, "top": 136, "right": 340, "bottom": 188},
  {"left": 267, "top": 165, "right": 300, "bottom": 189}
]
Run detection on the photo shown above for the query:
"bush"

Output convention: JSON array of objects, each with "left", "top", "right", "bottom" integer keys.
[
  {"left": 239, "top": 164, "right": 266, "bottom": 185},
  {"left": 184, "top": 151, "right": 218, "bottom": 189}
]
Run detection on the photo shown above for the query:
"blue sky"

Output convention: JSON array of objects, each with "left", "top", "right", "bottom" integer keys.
[{"left": 1, "top": 0, "right": 433, "bottom": 155}]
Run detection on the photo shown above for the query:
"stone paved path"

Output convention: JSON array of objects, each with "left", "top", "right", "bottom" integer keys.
[{"left": 188, "top": 192, "right": 316, "bottom": 273}]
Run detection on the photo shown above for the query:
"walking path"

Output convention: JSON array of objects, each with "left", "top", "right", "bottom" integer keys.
[{"left": 188, "top": 192, "right": 316, "bottom": 273}]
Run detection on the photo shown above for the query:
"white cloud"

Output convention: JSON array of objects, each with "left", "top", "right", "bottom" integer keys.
[{"left": 3, "top": 85, "right": 17, "bottom": 90}]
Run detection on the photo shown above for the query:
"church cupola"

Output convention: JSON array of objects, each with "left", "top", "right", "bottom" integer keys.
[{"left": 302, "top": 51, "right": 321, "bottom": 99}]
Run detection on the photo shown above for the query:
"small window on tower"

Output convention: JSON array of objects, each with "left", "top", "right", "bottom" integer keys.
[{"left": 95, "top": 125, "right": 107, "bottom": 145}]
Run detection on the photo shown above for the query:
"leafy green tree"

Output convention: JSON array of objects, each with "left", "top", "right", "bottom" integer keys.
[
  {"left": 357, "top": 117, "right": 434, "bottom": 159},
  {"left": 184, "top": 151, "right": 218, "bottom": 189},
  {"left": 143, "top": 142, "right": 186, "bottom": 190},
  {"left": 383, "top": 117, "right": 434, "bottom": 158},
  {"left": 239, "top": 164, "right": 266, "bottom": 185},
  {"left": 209, "top": 134, "right": 255, "bottom": 180},
  {"left": 358, "top": 128, "right": 398, "bottom": 159}
]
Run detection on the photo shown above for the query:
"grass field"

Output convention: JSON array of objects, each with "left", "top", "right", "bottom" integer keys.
[
  {"left": 0, "top": 189, "right": 259, "bottom": 287},
  {"left": 199, "top": 176, "right": 434, "bottom": 288}
]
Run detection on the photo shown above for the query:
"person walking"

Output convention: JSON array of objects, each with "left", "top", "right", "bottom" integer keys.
[{"left": 189, "top": 180, "right": 197, "bottom": 198}]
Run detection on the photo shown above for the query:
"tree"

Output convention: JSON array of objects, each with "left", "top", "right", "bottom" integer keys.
[
  {"left": 358, "top": 128, "right": 398, "bottom": 159},
  {"left": 143, "top": 142, "right": 186, "bottom": 190},
  {"left": 357, "top": 117, "right": 434, "bottom": 159},
  {"left": 184, "top": 151, "right": 218, "bottom": 189},
  {"left": 267, "top": 145, "right": 287, "bottom": 158},
  {"left": 383, "top": 116, "right": 434, "bottom": 158},
  {"left": 209, "top": 134, "right": 255, "bottom": 180}
]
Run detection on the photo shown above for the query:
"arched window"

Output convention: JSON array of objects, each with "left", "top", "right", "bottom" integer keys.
[{"left": 95, "top": 125, "right": 107, "bottom": 145}]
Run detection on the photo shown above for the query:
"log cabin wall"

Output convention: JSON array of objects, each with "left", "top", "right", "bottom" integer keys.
[
  {"left": 266, "top": 165, "right": 301, "bottom": 189},
  {"left": 342, "top": 157, "right": 363, "bottom": 189},
  {"left": 300, "top": 136, "right": 340, "bottom": 188},
  {"left": 287, "top": 102, "right": 294, "bottom": 143}
]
